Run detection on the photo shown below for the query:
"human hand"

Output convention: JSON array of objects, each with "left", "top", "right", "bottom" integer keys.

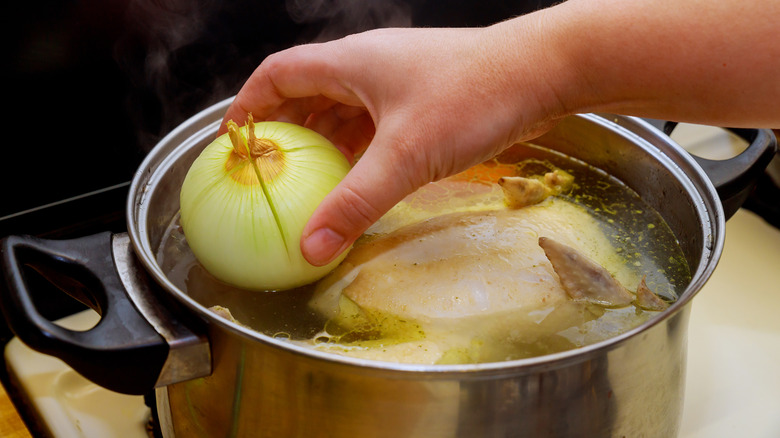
[
  {"left": 221, "top": 18, "right": 573, "bottom": 266},
  {"left": 221, "top": 0, "right": 780, "bottom": 267}
]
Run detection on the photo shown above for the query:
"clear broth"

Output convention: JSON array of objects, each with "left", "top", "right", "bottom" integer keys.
[{"left": 156, "top": 143, "right": 691, "bottom": 359}]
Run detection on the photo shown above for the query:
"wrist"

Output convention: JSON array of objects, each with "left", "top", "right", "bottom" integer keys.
[
  {"left": 480, "top": 6, "right": 599, "bottom": 133},
  {"left": 517, "top": 0, "right": 780, "bottom": 128}
]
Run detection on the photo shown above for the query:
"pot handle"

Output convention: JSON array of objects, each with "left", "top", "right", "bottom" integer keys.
[
  {"left": 0, "top": 232, "right": 211, "bottom": 395},
  {"left": 644, "top": 119, "right": 778, "bottom": 220},
  {"left": 692, "top": 128, "right": 777, "bottom": 220}
]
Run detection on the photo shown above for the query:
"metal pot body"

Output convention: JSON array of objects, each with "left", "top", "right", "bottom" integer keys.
[
  {"left": 154, "top": 309, "right": 689, "bottom": 438},
  {"left": 4, "top": 98, "right": 774, "bottom": 437},
  {"left": 126, "top": 100, "right": 721, "bottom": 438}
]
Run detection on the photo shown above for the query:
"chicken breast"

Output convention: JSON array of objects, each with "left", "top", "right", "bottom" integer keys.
[
  {"left": 315, "top": 199, "right": 624, "bottom": 321},
  {"left": 304, "top": 197, "right": 635, "bottom": 363}
]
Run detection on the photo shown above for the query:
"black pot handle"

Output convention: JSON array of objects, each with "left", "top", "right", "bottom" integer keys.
[
  {"left": 695, "top": 128, "right": 777, "bottom": 220},
  {"left": 0, "top": 232, "right": 210, "bottom": 395},
  {"left": 644, "top": 120, "right": 778, "bottom": 220}
]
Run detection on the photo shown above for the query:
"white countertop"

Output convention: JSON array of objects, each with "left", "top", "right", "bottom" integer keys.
[
  {"left": 673, "top": 123, "right": 780, "bottom": 438},
  {"left": 680, "top": 208, "right": 780, "bottom": 438}
]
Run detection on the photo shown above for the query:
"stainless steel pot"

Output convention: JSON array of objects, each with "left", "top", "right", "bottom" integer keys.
[{"left": 2, "top": 97, "right": 776, "bottom": 437}]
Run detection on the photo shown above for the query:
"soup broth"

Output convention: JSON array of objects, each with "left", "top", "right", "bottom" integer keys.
[{"left": 156, "top": 143, "right": 691, "bottom": 363}]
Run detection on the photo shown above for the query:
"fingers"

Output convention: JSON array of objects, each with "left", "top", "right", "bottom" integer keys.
[
  {"left": 219, "top": 44, "right": 365, "bottom": 134},
  {"left": 300, "top": 126, "right": 423, "bottom": 266},
  {"left": 219, "top": 63, "right": 284, "bottom": 134},
  {"left": 305, "top": 103, "right": 369, "bottom": 137},
  {"left": 219, "top": 41, "right": 389, "bottom": 268},
  {"left": 268, "top": 95, "right": 339, "bottom": 126},
  {"left": 305, "top": 105, "right": 375, "bottom": 163}
]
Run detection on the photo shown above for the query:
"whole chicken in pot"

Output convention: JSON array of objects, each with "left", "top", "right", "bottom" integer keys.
[
  {"left": 189, "top": 144, "right": 688, "bottom": 364},
  {"left": 289, "top": 149, "right": 682, "bottom": 364}
]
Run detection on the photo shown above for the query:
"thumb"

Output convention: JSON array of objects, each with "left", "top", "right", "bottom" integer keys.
[{"left": 300, "top": 131, "right": 424, "bottom": 266}]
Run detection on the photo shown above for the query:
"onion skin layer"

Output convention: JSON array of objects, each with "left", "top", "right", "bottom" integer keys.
[{"left": 179, "top": 120, "right": 351, "bottom": 291}]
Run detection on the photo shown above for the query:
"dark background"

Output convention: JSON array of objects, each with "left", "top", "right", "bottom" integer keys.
[
  {"left": 1, "top": 0, "right": 553, "bottom": 236},
  {"left": 1, "top": 2, "right": 556, "bottom": 435}
]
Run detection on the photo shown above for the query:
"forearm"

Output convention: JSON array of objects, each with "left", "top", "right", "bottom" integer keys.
[{"left": 496, "top": 0, "right": 780, "bottom": 128}]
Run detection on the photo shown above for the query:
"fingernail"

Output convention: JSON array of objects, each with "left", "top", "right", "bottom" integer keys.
[{"left": 302, "top": 228, "right": 345, "bottom": 266}]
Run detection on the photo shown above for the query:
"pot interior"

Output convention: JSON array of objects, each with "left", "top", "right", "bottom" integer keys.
[{"left": 128, "top": 99, "right": 723, "bottom": 365}]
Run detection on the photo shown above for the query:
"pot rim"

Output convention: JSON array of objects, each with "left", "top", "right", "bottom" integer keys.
[{"left": 127, "top": 97, "right": 725, "bottom": 377}]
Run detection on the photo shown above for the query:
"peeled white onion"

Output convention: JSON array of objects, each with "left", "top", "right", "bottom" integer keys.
[{"left": 179, "top": 115, "right": 351, "bottom": 291}]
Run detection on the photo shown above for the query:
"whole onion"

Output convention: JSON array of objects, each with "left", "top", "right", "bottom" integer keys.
[{"left": 179, "top": 114, "right": 351, "bottom": 291}]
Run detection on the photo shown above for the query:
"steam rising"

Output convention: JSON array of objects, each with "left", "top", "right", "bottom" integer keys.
[
  {"left": 286, "top": 0, "right": 412, "bottom": 41},
  {"left": 115, "top": 0, "right": 411, "bottom": 152},
  {"left": 116, "top": 0, "right": 224, "bottom": 151}
]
